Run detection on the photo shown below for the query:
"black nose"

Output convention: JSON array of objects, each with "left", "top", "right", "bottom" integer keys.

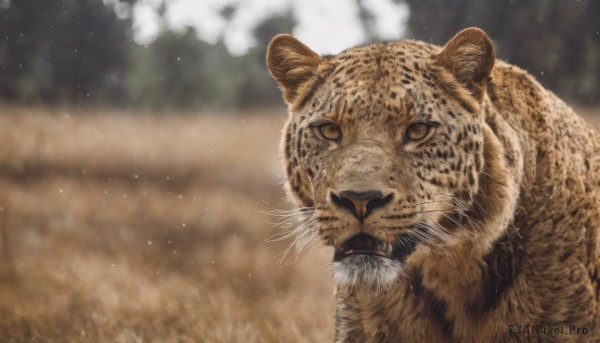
[{"left": 331, "top": 190, "right": 394, "bottom": 222}]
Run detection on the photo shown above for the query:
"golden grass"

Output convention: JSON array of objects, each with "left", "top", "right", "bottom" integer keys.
[{"left": 0, "top": 106, "right": 335, "bottom": 342}]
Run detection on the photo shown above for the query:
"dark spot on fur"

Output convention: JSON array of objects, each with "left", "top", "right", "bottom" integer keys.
[
  {"left": 410, "top": 266, "right": 454, "bottom": 339},
  {"left": 296, "top": 128, "right": 304, "bottom": 155},
  {"left": 297, "top": 76, "right": 325, "bottom": 110},
  {"left": 469, "top": 233, "right": 521, "bottom": 315},
  {"left": 285, "top": 133, "right": 292, "bottom": 159}
]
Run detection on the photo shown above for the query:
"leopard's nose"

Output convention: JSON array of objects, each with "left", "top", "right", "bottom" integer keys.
[{"left": 330, "top": 190, "right": 394, "bottom": 222}]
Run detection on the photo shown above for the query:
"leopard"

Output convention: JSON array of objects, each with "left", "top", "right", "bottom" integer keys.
[{"left": 266, "top": 27, "right": 600, "bottom": 342}]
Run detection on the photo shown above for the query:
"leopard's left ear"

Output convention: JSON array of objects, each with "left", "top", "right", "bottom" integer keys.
[
  {"left": 266, "top": 34, "right": 323, "bottom": 105},
  {"left": 437, "top": 27, "right": 495, "bottom": 100}
]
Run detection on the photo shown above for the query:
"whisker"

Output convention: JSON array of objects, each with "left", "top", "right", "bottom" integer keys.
[{"left": 263, "top": 207, "right": 321, "bottom": 264}]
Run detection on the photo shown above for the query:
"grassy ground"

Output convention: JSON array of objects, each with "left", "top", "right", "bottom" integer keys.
[
  {"left": 0, "top": 106, "right": 335, "bottom": 342},
  {"left": 0, "top": 105, "right": 598, "bottom": 342}
]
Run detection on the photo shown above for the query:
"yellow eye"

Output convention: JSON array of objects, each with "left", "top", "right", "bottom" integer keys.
[
  {"left": 406, "top": 123, "right": 430, "bottom": 140},
  {"left": 319, "top": 124, "right": 341, "bottom": 141}
]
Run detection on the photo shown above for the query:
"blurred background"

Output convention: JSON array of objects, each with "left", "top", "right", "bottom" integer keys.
[{"left": 0, "top": 0, "right": 599, "bottom": 341}]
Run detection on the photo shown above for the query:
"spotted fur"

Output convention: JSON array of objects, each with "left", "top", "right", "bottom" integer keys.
[{"left": 267, "top": 28, "right": 600, "bottom": 342}]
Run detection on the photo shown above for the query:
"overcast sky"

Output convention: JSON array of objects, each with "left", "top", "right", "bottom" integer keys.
[{"left": 131, "top": 0, "right": 409, "bottom": 55}]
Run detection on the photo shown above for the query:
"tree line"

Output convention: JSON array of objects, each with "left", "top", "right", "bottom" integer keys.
[{"left": 0, "top": 0, "right": 598, "bottom": 110}]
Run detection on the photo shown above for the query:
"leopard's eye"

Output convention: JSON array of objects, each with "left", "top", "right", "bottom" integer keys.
[
  {"left": 406, "top": 123, "right": 430, "bottom": 141},
  {"left": 318, "top": 124, "right": 341, "bottom": 141}
]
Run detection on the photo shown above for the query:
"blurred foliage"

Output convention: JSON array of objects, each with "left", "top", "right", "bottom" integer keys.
[
  {"left": 126, "top": 10, "right": 295, "bottom": 110},
  {"left": 401, "top": 0, "right": 600, "bottom": 104},
  {"left": 126, "top": 28, "right": 225, "bottom": 109},
  {"left": 0, "top": 0, "right": 133, "bottom": 104},
  {"left": 0, "top": 0, "right": 295, "bottom": 110},
  {"left": 0, "top": 0, "right": 598, "bottom": 109},
  {"left": 356, "top": 0, "right": 378, "bottom": 41}
]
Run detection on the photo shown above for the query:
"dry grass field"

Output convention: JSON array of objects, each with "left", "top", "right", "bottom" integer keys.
[
  {"left": 0, "top": 106, "right": 335, "bottom": 342},
  {"left": 0, "top": 105, "right": 598, "bottom": 342}
]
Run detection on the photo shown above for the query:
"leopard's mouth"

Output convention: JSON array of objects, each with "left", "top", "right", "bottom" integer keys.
[{"left": 333, "top": 232, "right": 418, "bottom": 262}]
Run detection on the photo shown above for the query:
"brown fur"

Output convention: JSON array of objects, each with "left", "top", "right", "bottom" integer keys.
[{"left": 267, "top": 28, "right": 600, "bottom": 342}]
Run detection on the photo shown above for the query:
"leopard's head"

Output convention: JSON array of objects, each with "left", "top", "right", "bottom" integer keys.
[{"left": 267, "top": 28, "right": 517, "bottom": 291}]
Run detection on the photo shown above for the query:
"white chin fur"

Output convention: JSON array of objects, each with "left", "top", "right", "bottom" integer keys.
[{"left": 332, "top": 255, "right": 404, "bottom": 292}]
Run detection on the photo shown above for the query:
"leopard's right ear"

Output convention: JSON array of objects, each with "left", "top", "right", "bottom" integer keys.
[{"left": 266, "top": 34, "right": 322, "bottom": 105}]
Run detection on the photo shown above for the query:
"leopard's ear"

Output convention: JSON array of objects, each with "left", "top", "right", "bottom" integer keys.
[
  {"left": 437, "top": 28, "right": 495, "bottom": 100},
  {"left": 266, "top": 34, "right": 322, "bottom": 104}
]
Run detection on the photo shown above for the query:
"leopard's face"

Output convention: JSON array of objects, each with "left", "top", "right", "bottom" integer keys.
[{"left": 268, "top": 29, "right": 495, "bottom": 291}]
